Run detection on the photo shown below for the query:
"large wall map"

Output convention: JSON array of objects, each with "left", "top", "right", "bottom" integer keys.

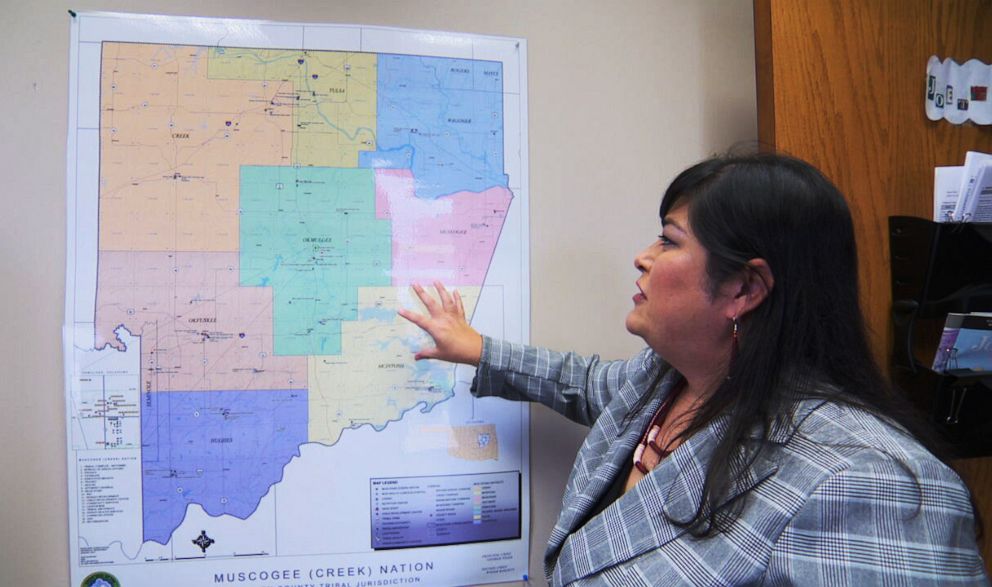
[{"left": 66, "top": 14, "right": 529, "bottom": 587}]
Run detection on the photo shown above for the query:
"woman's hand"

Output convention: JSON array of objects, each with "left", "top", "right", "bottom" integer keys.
[{"left": 397, "top": 282, "right": 483, "bottom": 366}]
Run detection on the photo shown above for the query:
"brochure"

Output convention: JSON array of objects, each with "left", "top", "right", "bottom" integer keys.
[
  {"left": 933, "top": 312, "right": 992, "bottom": 373},
  {"left": 934, "top": 166, "right": 964, "bottom": 222},
  {"left": 952, "top": 151, "right": 992, "bottom": 221}
]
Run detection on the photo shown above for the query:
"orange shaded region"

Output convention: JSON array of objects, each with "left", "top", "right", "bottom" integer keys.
[{"left": 99, "top": 42, "right": 294, "bottom": 252}]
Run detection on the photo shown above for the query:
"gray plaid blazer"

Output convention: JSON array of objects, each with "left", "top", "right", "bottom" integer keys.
[{"left": 472, "top": 337, "right": 989, "bottom": 586}]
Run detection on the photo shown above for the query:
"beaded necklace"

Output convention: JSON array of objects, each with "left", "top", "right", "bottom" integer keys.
[{"left": 632, "top": 381, "right": 686, "bottom": 475}]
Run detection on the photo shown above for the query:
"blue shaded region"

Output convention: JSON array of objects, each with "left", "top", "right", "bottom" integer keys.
[
  {"left": 363, "top": 54, "right": 508, "bottom": 199},
  {"left": 415, "top": 359, "right": 453, "bottom": 392},
  {"left": 141, "top": 389, "right": 308, "bottom": 544},
  {"left": 239, "top": 165, "right": 392, "bottom": 356}
]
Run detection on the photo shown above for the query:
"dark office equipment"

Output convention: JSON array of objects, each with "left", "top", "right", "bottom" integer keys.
[{"left": 889, "top": 216, "right": 992, "bottom": 457}]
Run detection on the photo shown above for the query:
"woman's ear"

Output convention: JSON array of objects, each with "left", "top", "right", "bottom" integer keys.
[{"left": 729, "top": 258, "right": 774, "bottom": 318}]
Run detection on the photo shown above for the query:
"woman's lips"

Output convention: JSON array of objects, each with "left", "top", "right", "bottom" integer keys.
[{"left": 633, "top": 284, "right": 646, "bottom": 303}]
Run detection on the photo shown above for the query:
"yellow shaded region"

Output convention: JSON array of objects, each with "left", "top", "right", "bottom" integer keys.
[
  {"left": 207, "top": 48, "right": 376, "bottom": 168},
  {"left": 99, "top": 42, "right": 293, "bottom": 252},
  {"left": 308, "top": 286, "right": 480, "bottom": 445}
]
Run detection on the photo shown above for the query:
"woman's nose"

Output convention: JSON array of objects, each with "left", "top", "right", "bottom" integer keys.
[{"left": 634, "top": 247, "right": 652, "bottom": 272}]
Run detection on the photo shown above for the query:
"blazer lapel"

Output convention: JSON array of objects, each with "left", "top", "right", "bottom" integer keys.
[
  {"left": 543, "top": 368, "right": 677, "bottom": 577},
  {"left": 552, "top": 414, "right": 780, "bottom": 586},
  {"left": 546, "top": 389, "right": 662, "bottom": 544}
]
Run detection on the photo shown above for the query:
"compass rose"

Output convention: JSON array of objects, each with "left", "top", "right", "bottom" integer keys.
[{"left": 192, "top": 530, "right": 215, "bottom": 553}]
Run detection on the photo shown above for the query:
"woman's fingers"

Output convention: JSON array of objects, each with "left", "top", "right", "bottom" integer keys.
[
  {"left": 411, "top": 282, "right": 440, "bottom": 315},
  {"left": 434, "top": 281, "right": 456, "bottom": 314},
  {"left": 399, "top": 282, "right": 482, "bottom": 366},
  {"left": 396, "top": 308, "right": 428, "bottom": 330},
  {"left": 414, "top": 346, "right": 440, "bottom": 361}
]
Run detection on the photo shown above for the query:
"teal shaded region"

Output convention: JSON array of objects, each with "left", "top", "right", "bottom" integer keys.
[{"left": 240, "top": 166, "right": 391, "bottom": 356}]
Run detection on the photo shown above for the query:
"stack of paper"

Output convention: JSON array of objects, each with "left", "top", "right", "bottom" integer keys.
[{"left": 934, "top": 151, "right": 992, "bottom": 222}]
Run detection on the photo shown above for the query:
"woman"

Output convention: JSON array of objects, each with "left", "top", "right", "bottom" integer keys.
[{"left": 398, "top": 153, "right": 988, "bottom": 585}]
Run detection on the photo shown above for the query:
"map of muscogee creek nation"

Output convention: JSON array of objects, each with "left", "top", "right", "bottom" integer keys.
[{"left": 65, "top": 13, "right": 529, "bottom": 587}]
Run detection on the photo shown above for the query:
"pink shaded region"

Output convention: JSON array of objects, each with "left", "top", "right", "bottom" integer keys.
[
  {"left": 375, "top": 169, "right": 512, "bottom": 286},
  {"left": 95, "top": 251, "right": 307, "bottom": 393}
]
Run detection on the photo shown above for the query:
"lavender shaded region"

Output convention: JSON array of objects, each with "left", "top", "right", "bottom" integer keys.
[{"left": 141, "top": 389, "right": 308, "bottom": 544}]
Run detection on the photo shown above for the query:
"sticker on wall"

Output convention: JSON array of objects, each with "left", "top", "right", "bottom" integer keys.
[{"left": 926, "top": 56, "right": 991, "bottom": 125}]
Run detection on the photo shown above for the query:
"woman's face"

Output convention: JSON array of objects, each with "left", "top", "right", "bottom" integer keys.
[{"left": 625, "top": 203, "right": 737, "bottom": 375}]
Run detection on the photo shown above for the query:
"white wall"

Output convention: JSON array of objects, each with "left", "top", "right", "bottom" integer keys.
[{"left": 0, "top": 1, "right": 756, "bottom": 584}]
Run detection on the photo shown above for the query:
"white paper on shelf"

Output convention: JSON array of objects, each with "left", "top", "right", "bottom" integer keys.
[
  {"left": 968, "top": 164, "right": 992, "bottom": 222},
  {"left": 952, "top": 150, "right": 992, "bottom": 221},
  {"left": 934, "top": 166, "right": 964, "bottom": 222}
]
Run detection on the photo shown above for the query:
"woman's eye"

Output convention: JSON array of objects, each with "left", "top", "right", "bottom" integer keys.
[{"left": 657, "top": 234, "right": 674, "bottom": 246}]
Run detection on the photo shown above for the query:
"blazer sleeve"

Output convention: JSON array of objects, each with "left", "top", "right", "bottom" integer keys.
[
  {"left": 765, "top": 458, "right": 990, "bottom": 586},
  {"left": 470, "top": 335, "right": 658, "bottom": 427}
]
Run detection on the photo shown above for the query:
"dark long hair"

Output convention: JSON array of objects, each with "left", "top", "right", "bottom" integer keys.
[{"left": 657, "top": 152, "right": 960, "bottom": 535}]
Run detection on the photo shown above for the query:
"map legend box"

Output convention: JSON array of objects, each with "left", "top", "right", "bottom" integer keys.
[{"left": 370, "top": 471, "right": 521, "bottom": 549}]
